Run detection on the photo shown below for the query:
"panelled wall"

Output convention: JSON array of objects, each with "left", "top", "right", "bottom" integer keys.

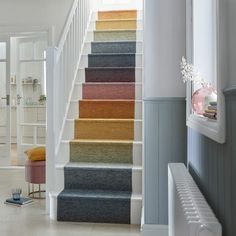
[
  {"left": 144, "top": 98, "right": 187, "bottom": 225},
  {"left": 188, "top": 88, "right": 236, "bottom": 236},
  {"left": 143, "top": 0, "right": 187, "bottom": 228}
]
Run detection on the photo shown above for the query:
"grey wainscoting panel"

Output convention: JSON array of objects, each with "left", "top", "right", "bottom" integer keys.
[
  {"left": 144, "top": 97, "right": 187, "bottom": 225},
  {"left": 188, "top": 87, "right": 236, "bottom": 236}
]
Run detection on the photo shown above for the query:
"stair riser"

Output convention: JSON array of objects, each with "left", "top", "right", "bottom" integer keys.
[
  {"left": 74, "top": 120, "right": 134, "bottom": 140},
  {"left": 85, "top": 68, "right": 135, "bottom": 83},
  {"left": 82, "top": 83, "right": 135, "bottom": 100},
  {"left": 80, "top": 54, "right": 142, "bottom": 68},
  {"left": 79, "top": 100, "right": 135, "bottom": 119},
  {"left": 94, "top": 31, "right": 136, "bottom": 42},
  {"left": 63, "top": 119, "right": 142, "bottom": 141},
  {"left": 83, "top": 41, "right": 142, "bottom": 54},
  {"left": 50, "top": 192, "right": 142, "bottom": 224},
  {"left": 57, "top": 141, "right": 142, "bottom": 166},
  {"left": 70, "top": 142, "right": 133, "bottom": 164},
  {"left": 83, "top": 67, "right": 143, "bottom": 83},
  {"left": 89, "top": 20, "right": 143, "bottom": 31},
  {"left": 55, "top": 166, "right": 142, "bottom": 194},
  {"left": 91, "top": 42, "right": 136, "bottom": 54},
  {"left": 88, "top": 54, "right": 135, "bottom": 67},
  {"left": 64, "top": 167, "right": 132, "bottom": 191},
  {"left": 98, "top": 10, "right": 137, "bottom": 20},
  {"left": 96, "top": 20, "right": 137, "bottom": 30},
  {"left": 68, "top": 100, "right": 142, "bottom": 120},
  {"left": 82, "top": 83, "right": 142, "bottom": 100},
  {"left": 57, "top": 193, "right": 131, "bottom": 224},
  {"left": 87, "top": 30, "right": 143, "bottom": 42}
]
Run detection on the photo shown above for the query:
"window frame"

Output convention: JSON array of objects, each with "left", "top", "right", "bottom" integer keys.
[{"left": 186, "top": 0, "right": 226, "bottom": 143}]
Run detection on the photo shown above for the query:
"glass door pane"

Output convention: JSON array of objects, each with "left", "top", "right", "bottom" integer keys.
[{"left": 0, "top": 38, "right": 11, "bottom": 165}]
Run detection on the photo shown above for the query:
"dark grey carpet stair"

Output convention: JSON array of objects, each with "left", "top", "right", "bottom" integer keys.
[
  {"left": 85, "top": 67, "right": 135, "bottom": 82},
  {"left": 57, "top": 189, "right": 131, "bottom": 223},
  {"left": 88, "top": 53, "right": 135, "bottom": 67},
  {"left": 64, "top": 163, "right": 132, "bottom": 191},
  {"left": 92, "top": 41, "right": 136, "bottom": 54}
]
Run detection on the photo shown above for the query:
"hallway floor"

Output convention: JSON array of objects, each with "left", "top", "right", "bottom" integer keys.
[{"left": 0, "top": 168, "right": 141, "bottom": 236}]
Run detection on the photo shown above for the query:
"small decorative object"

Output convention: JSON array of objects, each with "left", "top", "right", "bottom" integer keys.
[
  {"left": 38, "top": 95, "right": 46, "bottom": 105},
  {"left": 12, "top": 188, "right": 22, "bottom": 200},
  {"left": 180, "top": 57, "right": 217, "bottom": 116},
  {"left": 32, "top": 78, "right": 39, "bottom": 91},
  {"left": 180, "top": 57, "right": 204, "bottom": 85},
  {"left": 25, "top": 97, "right": 33, "bottom": 106},
  {"left": 5, "top": 196, "right": 33, "bottom": 207},
  {"left": 23, "top": 76, "right": 33, "bottom": 84},
  {"left": 192, "top": 85, "right": 217, "bottom": 115}
]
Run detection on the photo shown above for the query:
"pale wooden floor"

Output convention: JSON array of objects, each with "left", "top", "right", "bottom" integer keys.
[{"left": 0, "top": 169, "right": 141, "bottom": 236}]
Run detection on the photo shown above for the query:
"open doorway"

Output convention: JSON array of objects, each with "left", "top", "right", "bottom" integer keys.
[{"left": 0, "top": 33, "right": 47, "bottom": 166}]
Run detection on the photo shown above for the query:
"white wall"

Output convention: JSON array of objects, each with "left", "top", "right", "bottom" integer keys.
[
  {"left": 144, "top": 0, "right": 186, "bottom": 98},
  {"left": 0, "top": 0, "right": 74, "bottom": 46}
]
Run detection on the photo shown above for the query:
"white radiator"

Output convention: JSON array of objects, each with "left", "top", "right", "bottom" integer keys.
[{"left": 168, "top": 163, "right": 222, "bottom": 236}]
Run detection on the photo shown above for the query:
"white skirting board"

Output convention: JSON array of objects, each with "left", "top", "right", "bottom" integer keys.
[
  {"left": 141, "top": 208, "right": 168, "bottom": 236},
  {"left": 141, "top": 225, "right": 168, "bottom": 236}
]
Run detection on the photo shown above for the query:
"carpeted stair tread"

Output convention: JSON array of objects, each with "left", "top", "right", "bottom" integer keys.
[
  {"left": 57, "top": 189, "right": 131, "bottom": 223},
  {"left": 79, "top": 100, "right": 135, "bottom": 119},
  {"left": 70, "top": 140, "right": 133, "bottom": 164},
  {"left": 88, "top": 53, "right": 135, "bottom": 67},
  {"left": 83, "top": 83, "right": 135, "bottom": 99},
  {"left": 98, "top": 10, "right": 137, "bottom": 20},
  {"left": 85, "top": 67, "right": 135, "bottom": 82},
  {"left": 91, "top": 41, "right": 136, "bottom": 54},
  {"left": 94, "top": 30, "right": 136, "bottom": 42},
  {"left": 74, "top": 119, "right": 134, "bottom": 140},
  {"left": 96, "top": 19, "right": 137, "bottom": 30},
  {"left": 64, "top": 163, "right": 132, "bottom": 191}
]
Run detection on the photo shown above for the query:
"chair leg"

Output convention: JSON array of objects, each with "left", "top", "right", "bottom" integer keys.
[
  {"left": 39, "top": 184, "right": 41, "bottom": 199},
  {"left": 32, "top": 184, "right": 34, "bottom": 198}
]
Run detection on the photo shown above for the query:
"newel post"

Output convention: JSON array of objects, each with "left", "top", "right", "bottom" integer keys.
[{"left": 46, "top": 47, "right": 57, "bottom": 212}]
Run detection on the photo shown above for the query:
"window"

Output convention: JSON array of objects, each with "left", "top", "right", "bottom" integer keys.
[{"left": 186, "top": 0, "right": 226, "bottom": 143}]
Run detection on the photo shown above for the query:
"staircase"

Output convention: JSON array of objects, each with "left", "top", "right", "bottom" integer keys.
[{"left": 56, "top": 10, "right": 143, "bottom": 224}]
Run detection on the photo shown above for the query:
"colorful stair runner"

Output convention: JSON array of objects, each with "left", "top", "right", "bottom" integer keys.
[{"left": 57, "top": 10, "right": 140, "bottom": 224}]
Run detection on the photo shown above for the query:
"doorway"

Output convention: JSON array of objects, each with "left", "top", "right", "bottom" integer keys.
[{"left": 0, "top": 33, "right": 47, "bottom": 166}]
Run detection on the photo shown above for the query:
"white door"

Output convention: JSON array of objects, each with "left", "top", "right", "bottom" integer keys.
[
  {"left": 0, "top": 37, "right": 11, "bottom": 165},
  {"left": 16, "top": 35, "right": 47, "bottom": 164}
]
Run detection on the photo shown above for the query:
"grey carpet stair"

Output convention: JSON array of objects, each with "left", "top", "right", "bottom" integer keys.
[
  {"left": 57, "top": 189, "right": 131, "bottom": 224},
  {"left": 88, "top": 53, "right": 135, "bottom": 67},
  {"left": 64, "top": 163, "right": 132, "bottom": 191},
  {"left": 85, "top": 67, "right": 135, "bottom": 82},
  {"left": 92, "top": 41, "right": 136, "bottom": 54}
]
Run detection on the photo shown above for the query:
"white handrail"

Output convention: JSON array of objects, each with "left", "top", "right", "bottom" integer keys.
[{"left": 46, "top": 0, "right": 93, "bottom": 211}]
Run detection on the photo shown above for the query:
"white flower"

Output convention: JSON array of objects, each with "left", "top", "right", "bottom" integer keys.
[{"left": 180, "top": 56, "right": 205, "bottom": 85}]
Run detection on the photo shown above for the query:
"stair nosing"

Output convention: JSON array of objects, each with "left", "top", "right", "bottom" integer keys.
[
  {"left": 62, "top": 140, "right": 143, "bottom": 145},
  {"left": 91, "top": 41, "right": 140, "bottom": 44},
  {"left": 95, "top": 19, "right": 140, "bottom": 22},
  {"left": 83, "top": 66, "right": 143, "bottom": 70},
  {"left": 87, "top": 53, "right": 141, "bottom": 56},
  {"left": 57, "top": 162, "right": 143, "bottom": 171},
  {"left": 92, "top": 29, "right": 141, "bottom": 33},
  {"left": 82, "top": 82, "right": 142, "bottom": 85},
  {"left": 88, "top": 52, "right": 136, "bottom": 56}
]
